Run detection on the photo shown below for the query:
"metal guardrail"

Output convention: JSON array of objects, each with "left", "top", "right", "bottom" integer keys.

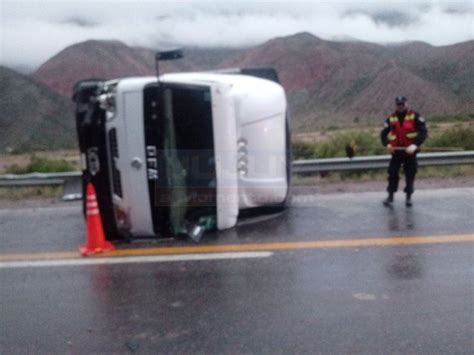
[
  {"left": 292, "top": 151, "right": 474, "bottom": 173},
  {"left": 1, "top": 151, "right": 473, "bottom": 200},
  {"left": 0, "top": 171, "right": 82, "bottom": 201},
  {"left": 0, "top": 171, "right": 81, "bottom": 186}
]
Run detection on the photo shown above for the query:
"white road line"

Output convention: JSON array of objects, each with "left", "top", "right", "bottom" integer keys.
[{"left": 0, "top": 251, "right": 273, "bottom": 269}]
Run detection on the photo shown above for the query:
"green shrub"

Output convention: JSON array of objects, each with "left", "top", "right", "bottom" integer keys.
[
  {"left": 292, "top": 141, "right": 317, "bottom": 160},
  {"left": 315, "top": 131, "right": 385, "bottom": 159},
  {"left": 428, "top": 113, "right": 474, "bottom": 123},
  {"left": 292, "top": 126, "right": 474, "bottom": 162},
  {"left": 5, "top": 155, "right": 75, "bottom": 174},
  {"left": 427, "top": 127, "right": 474, "bottom": 150},
  {"left": 292, "top": 131, "right": 386, "bottom": 160}
]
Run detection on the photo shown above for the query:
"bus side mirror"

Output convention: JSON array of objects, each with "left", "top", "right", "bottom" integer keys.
[
  {"left": 155, "top": 49, "right": 183, "bottom": 61},
  {"left": 155, "top": 49, "right": 183, "bottom": 78}
]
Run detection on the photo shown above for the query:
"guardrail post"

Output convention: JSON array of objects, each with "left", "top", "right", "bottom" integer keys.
[{"left": 63, "top": 177, "right": 83, "bottom": 201}]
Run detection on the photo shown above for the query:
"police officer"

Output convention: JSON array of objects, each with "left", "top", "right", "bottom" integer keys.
[{"left": 380, "top": 96, "right": 428, "bottom": 207}]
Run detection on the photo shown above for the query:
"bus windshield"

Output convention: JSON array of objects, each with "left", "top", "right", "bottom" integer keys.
[{"left": 161, "top": 84, "right": 217, "bottom": 237}]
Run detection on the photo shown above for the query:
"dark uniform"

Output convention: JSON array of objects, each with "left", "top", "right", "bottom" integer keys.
[{"left": 380, "top": 97, "right": 428, "bottom": 206}]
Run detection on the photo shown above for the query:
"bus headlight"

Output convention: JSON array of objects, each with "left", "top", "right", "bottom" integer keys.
[
  {"left": 238, "top": 164, "right": 248, "bottom": 177},
  {"left": 237, "top": 138, "right": 247, "bottom": 149},
  {"left": 237, "top": 138, "right": 248, "bottom": 176},
  {"left": 114, "top": 206, "right": 130, "bottom": 229},
  {"left": 98, "top": 93, "right": 116, "bottom": 117}
]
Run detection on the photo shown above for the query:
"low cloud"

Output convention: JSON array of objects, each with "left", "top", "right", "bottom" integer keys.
[
  {"left": 60, "top": 17, "right": 99, "bottom": 28},
  {"left": 1, "top": 0, "right": 473, "bottom": 71},
  {"left": 344, "top": 9, "right": 418, "bottom": 27}
]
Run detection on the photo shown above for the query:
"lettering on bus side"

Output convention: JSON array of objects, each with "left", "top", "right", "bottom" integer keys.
[{"left": 146, "top": 145, "right": 158, "bottom": 180}]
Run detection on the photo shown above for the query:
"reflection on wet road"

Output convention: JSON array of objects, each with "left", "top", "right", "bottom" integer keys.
[{"left": 0, "top": 188, "right": 473, "bottom": 353}]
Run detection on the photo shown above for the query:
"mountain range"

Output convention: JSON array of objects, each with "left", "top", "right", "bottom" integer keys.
[
  {"left": 223, "top": 33, "right": 473, "bottom": 130},
  {"left": 32, "top": 40, "right": 246, "bottom": 98},
  {"left": 1, "top": 32, "right": 473, "bottom": 151}
]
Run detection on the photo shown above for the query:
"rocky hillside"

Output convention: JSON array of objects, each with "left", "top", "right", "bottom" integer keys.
[
  {"left": 32, "top": 40, "right": 245, "bottom": 98},
  {"left": 0, "top": 66, "right": 75, "bottom": 152},
  {"left": 223, "top": 33, "right": 474, "bottom": 130}
]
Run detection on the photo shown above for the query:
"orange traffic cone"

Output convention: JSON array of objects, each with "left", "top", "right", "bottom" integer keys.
[{"left": 80, "top": 182, "right": 115, "bottom": 256}]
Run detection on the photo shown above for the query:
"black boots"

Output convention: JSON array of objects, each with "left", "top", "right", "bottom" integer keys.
[
  {"left": 383, "top": 193, "right": 394, "bottom": 207},
  {"left": 384, "top": 193, "right": 413, "bottom": 207}
]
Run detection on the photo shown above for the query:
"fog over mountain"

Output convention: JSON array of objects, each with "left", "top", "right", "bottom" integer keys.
[{"left": 1, "top": 0, "right": 473, "bottom": 71}]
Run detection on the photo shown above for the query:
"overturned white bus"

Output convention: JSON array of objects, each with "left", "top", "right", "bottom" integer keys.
[{"left": 73, "top": 66, "right": 291, "bottom": 241}]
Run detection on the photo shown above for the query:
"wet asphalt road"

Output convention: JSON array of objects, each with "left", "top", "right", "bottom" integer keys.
[{"left": 0, "top": 187, "right": 473, "bottom": 354}]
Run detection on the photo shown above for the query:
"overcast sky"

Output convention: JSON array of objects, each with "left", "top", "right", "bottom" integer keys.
[{"left": 1, "top": 0, "right": 473, "bottom": 71}]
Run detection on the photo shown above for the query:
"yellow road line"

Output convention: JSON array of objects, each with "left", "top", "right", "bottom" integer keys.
[
  {"left": 0, "top": 251, "right": 78, "bottom": 262},
  {"left": 1, "top": 233, "right": 473, "bottom": 262}
]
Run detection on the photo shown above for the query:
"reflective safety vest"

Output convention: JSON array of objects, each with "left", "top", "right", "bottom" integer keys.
[{"left": 387, "top": 111, "right": 418, "bottom": 147}]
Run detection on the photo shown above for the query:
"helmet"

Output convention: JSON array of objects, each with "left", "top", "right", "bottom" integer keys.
[{"left": 395, "top": 96, "right": 407, "bottom": 104}]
